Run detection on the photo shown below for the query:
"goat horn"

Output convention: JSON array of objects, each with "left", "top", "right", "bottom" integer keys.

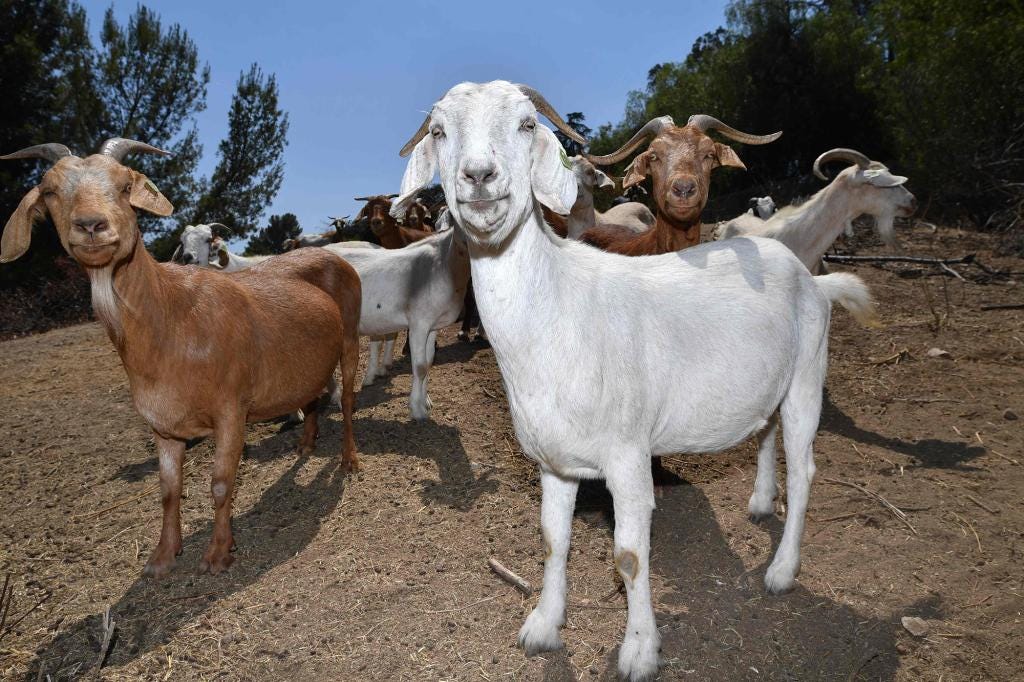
[
  {"left": 813, "top": 148, "right": 872, "bottom": 180},
  {"left": 98, "top": 138, "right": 171, "bottom": 162},
  {"left": 398, "top": 115, "right": 432, "bottom": 158},
  {"left": 170, "top": 244, "right": 182, "bottom": 263},
  {"left": 585, "top": 116, "right": 674, "bottom": 166},
  {"left": 385, "top": 193, "right": 399, "bottom": 199},
  {"left": 353, "top": 196, "right": 372, "bottom": 201},
  {"left": 1, "top": 143, "right": 73, "bottom": 163},
  {"left": 208, "top": 222, "right": 233, "bottom": 237},
  {"left": 687, "top": 115, "right": 782, "bottom": 145},
  {"left": 515, "top": 85, "right": 587, "bottom": 146}
]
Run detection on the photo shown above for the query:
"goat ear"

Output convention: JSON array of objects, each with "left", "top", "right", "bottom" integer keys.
[
  {"left": 715, "top": 143, "right": 745, "bottom": 170},
  {"left": 595, "top": 169, "right": 615, "bottom": 190},
  {"left": 1, "top": 187, "right": 44, "bottom": 263},
  {"left": 622, "top": 152, "right": 651, "bottom": 189},
  {"left": 391, "top": 135, "right": 437, "bottom": 219},
  {"left": 530, "top": 124, "right": 577, "bottom": 214},
  {"left": 861, "top": 168, "right": 908, "bottom": 187},
  {"left": 128, "top": 171, "right": 174, "bottom": 217}
]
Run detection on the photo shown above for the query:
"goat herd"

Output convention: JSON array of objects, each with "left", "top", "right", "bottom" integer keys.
[{"left": 0, "top": 80, "right": 920, "bottom": 680}]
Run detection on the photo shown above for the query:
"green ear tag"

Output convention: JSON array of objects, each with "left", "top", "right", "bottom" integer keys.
[
  {"left": 559, "top": 147, "right": 571, "bottom": 170},
  {"left": 144, "top": 179, "right": 159, "bottom": 196}
]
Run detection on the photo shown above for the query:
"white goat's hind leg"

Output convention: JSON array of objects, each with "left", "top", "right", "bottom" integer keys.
[
  {"left": 362, "top": 339, "right": 381, "bottom": 387},
  {"left": 765, "top": 370, "right": 823, "bottom": 594},
  {"left": 748, "top": 412, "right": 779, "bottom": 520},
  {"left": 382, "top": 334, "right": 397, "bottom": 372},
  {"left": 408, "top": 327, "right": 431, "bottom": 421},
  {"left": 326, "top": 374, "right": 342, "bottom": 408},
  {"left": 606, "top": 458, "right": 660, "bottom": 681},
  {"left": 519, "top": 470, "right": 578, "bottom": 655}
]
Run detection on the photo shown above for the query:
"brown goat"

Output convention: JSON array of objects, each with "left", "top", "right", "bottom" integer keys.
[
  {"left": 581, "top": 115, "right": 781, "bottom": 254},
  {"left": 1, "top": 140, "right": 362, "bottom": 578},
  {"left": 404, "top": 200, "right": 433, "bottom": 232},
  {"left": 354, "top": 194, "right": 433, "bottom": 248}
]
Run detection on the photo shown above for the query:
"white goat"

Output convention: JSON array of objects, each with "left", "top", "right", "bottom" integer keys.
[
  {"left": 209, "top": 237, "right": 271, "bottom": 272},
  {"left": 563, "top": 157, "right": 653, "bottom": 239},
  {"left": 747, "top": 195, "right": 776, "bottom": 219},
  {"left": 716, "top": 149, "right": 917, "bottom": 273},
  {"left": 325, "top": 222, "right": 470, "bottom": 420},
  {"left": 172, "top": 223, "right": 232, "bottom": 265},
  {"left": 391, "top": 81, "right": 877, "bottom": 681}
]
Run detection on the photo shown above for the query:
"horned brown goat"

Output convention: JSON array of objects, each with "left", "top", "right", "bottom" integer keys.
[
  {"left": 355, "top": 194, "right": 433, "bottom": 248},
  {"left": 1, "top": 139, "right": 363, "bottom": 578},
  {"left": 581, "top": 115, "right": 781, "bottom": 255}
]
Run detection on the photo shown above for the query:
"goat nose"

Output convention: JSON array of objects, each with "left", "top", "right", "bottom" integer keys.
[
  {"left": 671, "top": 179, "right": 697, "bottom": 198},
  {"left": 73, "top": 216, "right": 108, "bottom": 234},
  {"left": 462, "top": 161, "right": 498, "bottom": 185},
  {"left": 182, "top": 253, "right": 195, "bottom": 265}
]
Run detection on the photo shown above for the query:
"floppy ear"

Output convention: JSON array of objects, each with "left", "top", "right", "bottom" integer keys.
[
  {"left": 622, "top": 151, "right": 652, "bottom": 189},
  {"left": 128, "top": 171, "right": 174, "bottom": 216},
  {"left": 715, "top": 143, "right": 745, "bottom": 170},
  {"left": 530, "top": 124, "right": 577, "bottom": 214},
  {"left": 1, "top": 187, "right": 44, "bottom": 263},
  {"left": 391, "top": 135, "right": 437, "bottom": 219}
]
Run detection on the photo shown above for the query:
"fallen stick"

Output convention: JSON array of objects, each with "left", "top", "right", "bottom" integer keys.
[
  {"left": 823, "top": 477, "right": 917, "bottom": 535},
  {"left": 823, "top": 254, "right": 975, "bottom": 266},
  {"left": 980, "top": 303, "right": 1024, "bottom": 311},
  {"left": 488, "top": 558, "right": 533, "bottom": 596},
  {"left": 964, "top": 494, "right": 999, "bottom": 515},
  {"left": 94, "top": 606, "right": 116, "bottom": 670}
]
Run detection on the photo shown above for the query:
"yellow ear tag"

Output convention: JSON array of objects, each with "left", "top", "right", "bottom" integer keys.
[
  {"left": 559, "top": 147, "right": 571, "bottom": 170},
  {"left": 144, "top": 179, "right": 159, "bottom": 196}
]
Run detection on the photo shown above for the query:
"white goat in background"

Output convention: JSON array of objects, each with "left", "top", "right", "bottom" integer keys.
[
  {"left": 715, "top": 149, "right": 917, "bottom": 273},
  {"left": 391, "top": 81, "right": 876, "bottom": 681},
  {"left": 748, "top": 195, "right": 776, "bottom": 219},
  {"left": 172, "top": 223, "right": 232, "bottom": 265},
  {"left": 563, "top": 157, "right": 653, "bottom": 239}
]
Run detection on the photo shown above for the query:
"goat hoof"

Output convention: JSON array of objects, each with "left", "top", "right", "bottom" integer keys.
[
  {"left": 142, "top": 553, "right": 178, "bottom": 578},
  {"left": 764, "top": 559, "right": 799, "bottom": 594},
  {"left": 341, "top": 456, "right": 362, "bottom": 474},
  {"left": 617, "top": 629, "right": 660, "bottom": 681},
  {"left": 199, "top": 550, "right": 235, "bottom": 576},
  {"left": 518, "top": 608, "right": 563, "bottom": 655}
]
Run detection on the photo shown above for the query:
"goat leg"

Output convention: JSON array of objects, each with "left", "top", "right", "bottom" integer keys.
[
  {"left": 199, "top": 416, "right": 245, "bottom": 576},
  {"left": 297, "top": 397, "right": 321, "bottom": 455},
  {"left": 143, "top": 434, "right": 185, "bottom": 578}
]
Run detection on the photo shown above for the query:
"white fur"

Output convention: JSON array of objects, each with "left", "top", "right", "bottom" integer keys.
[
  {"left": 394, "top": 80, "right": 871, "bottom": 681},
  {"left": 324, "top": 226, "right": 469, "bottom": 420},
  {"left": 88, "top": 266, "right": 122, "bottom": 340},
  {"left": 210, "top": 239, "right": 271, "bottom": 272},
  {"left": 716, "top": 163, "right": 916, "bottom": 274},
  {"left": 563, "top": 157, "right": 652, "bottom": 239}
]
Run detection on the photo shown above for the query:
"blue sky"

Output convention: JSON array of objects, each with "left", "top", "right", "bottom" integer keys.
[{"left": 80, "top": 0, "right": 730, "bottom": 237}]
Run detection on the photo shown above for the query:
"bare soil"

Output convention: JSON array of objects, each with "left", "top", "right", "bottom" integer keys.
[{"left": 0, "top": 225, "right": 1021, "bottom": 681}]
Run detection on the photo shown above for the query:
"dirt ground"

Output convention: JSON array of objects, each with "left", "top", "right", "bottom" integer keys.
[{"left": 0, "top": 224, "right": 1021, "bottom": 681}]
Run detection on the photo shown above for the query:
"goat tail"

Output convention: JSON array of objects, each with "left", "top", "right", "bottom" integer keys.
[{"left": 813, "top": 272, "right": 881, "bottom": 328}]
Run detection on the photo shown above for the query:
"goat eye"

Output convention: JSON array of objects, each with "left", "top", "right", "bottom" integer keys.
[
  {"left": 649, "top": 153, "right": 657, "bottom": 162},
  {"left": 122, "top": 182, "right": 132, "bottom": 194},
  {"left": 520, "top": 119, "right": 536, "bottom": 132},
  {"left": 431, "top": 127, "right": 444, "bottom": 139}
]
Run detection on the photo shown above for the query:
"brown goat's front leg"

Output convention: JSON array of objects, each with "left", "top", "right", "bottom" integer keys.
[
  {"left": 200, "top": 415, "right": 245, "bottom": 576},
  {"left": 143, "top": 433, "right": 186, "bottom": 578}
]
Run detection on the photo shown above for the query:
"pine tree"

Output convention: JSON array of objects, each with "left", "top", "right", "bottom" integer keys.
[{"left": 245, "top": 213, "right": 301, "bottom": 255}]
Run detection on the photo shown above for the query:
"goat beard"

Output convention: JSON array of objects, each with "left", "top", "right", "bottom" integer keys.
[
  {"left": 874, "top": 211, "right": 897, "bottom": 248},
  {"left": 87, "top": 266, "right": 124, "bottom": 342}
]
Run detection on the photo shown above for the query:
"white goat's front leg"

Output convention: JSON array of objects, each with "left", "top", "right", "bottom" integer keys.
[
  {"left": 421, "top": 330, "right": 437, "bottom": 412},
  {"left": 748, "top": 412, "right": 779, "bottom": 520},
  {"left": 765, "top": 375, "right": 822, "bottom": 594},
  {"left": 606, "top": 458, "right": 659, "bottom": 681},
  {"left": 408, "top": 326, "right": 431, "bottom": 420},
  {"left": 519, "top": 470, "right": 578, "bottom": 655},
  {"left": 362, "top": 339, "right": 382, "bottom": 387}
]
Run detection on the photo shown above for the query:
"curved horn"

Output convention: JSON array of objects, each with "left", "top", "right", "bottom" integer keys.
[
  {"left": 585, "top": 116, "right": 674, "bottom": 166},
  {"left": 353, "top": 196, "right": 372, "bottom": 202},
  {"left": 515, "top": 85, "right": 587, "bottom": 146},
  {"left": 170, "top": 244, "right": 182, "bottom": 263},
  {"left": 384, "top": 193, "right": 399, "bottom": 200},
  {"left": 686, "top": 115, "right": 781, "bottom": 145},
  {"left": 98, "top": 138, "right": 171, "bottom": 162},
  {"left": 0, "top": 143, "right": 73, "bottom": 163},
  {"left": 399, "top": 115, "right": 432, "bottom": 158},
  {"left": 813, "top": 148, "right": 872, "bottom": 180},
  {"left": 208, "top": 222, "right": 233, "bottom": 237}
]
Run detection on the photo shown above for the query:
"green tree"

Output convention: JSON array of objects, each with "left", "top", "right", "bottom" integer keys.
[
  {"left": 554, "top": 112, "right": 591, "bottom": 157},
  {"left": 245, "top": 213, "right": 301, "bottom": 255},
  {"left": 96, "top": 5, "right": 209, "bottom": 237},
  {"left": 191, "top": 64, "right": 289, "bottom": 236}
]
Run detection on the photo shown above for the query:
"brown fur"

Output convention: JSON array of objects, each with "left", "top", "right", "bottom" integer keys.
[
  {"left": 404, "top": 202, "right": 433, "bottom": 233},
  {"left": 1, "top": 153, "right": 362, "bottom": 578},
  {"left": 581, "top": 124, "right": 744, "bottom": 256},
  {"left": 358, "top": 195, "right": 433, "bottom": 248}
]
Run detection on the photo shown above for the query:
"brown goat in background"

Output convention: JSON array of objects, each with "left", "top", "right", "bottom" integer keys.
[{"left": 1, "top": 139, "right": 362, "bottom": 578}]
